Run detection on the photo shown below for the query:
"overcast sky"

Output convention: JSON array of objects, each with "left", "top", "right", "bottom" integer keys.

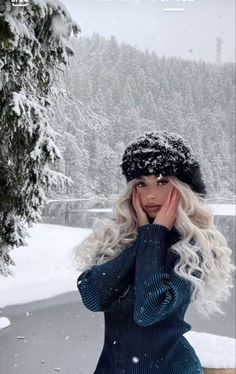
[{"left": 64, "top": 0, "right": 235, "bottom": 64}]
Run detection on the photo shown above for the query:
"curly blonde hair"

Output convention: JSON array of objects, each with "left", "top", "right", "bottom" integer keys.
[{"left": 72, "top": 176, "right": 235, "bottom": 319}]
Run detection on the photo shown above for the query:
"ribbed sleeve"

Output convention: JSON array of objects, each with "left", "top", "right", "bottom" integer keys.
[
  {"left": 77, "top": 239, "right": 139, "bottom": 312},
  {"left": 133, "top": 224, "right": 192, "bottom": 327}
]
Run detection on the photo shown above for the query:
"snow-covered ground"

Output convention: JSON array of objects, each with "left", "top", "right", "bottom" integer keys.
[
  {"left": 0, "top": 223, "right": 85, "bottom": 308},
  {"left": 209, "top": 204, "right": 235, "bottom": 216},
  {"left": 0, "top": 222, "right": 235, "bottom": 369}
]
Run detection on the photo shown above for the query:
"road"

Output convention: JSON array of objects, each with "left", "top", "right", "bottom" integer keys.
[{"left": 0, "top": 290, "right": 235, "bottom": 374}]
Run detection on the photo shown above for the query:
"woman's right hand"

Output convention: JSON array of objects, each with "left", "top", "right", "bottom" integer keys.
[{"left": 132, "top": 188, "right": 149, "bottom": 227}]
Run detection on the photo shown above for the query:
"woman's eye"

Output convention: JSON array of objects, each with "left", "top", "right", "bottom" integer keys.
[{"left": 158, "top": 181, "right": 167, "bottom": 185}]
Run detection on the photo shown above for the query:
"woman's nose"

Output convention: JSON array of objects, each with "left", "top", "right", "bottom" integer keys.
[{"left": 146, "top": 189, "right": 156, "bottom": 198}]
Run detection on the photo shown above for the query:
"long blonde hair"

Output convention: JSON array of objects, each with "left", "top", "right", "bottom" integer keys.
[{"left": 72, "top": 176, "right": 235, "bottom": 319}]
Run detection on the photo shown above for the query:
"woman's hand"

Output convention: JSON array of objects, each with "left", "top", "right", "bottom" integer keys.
[
  {"left": 153, "top": 187, "right": 181, "bottom": 231},
  {"left": 132, "top": 188, "right": 149, "bottom": 227}
]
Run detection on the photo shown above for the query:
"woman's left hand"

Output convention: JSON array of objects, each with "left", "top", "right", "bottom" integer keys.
[{"left": 153, "top": 187, "right": 181, "bottom": 231}]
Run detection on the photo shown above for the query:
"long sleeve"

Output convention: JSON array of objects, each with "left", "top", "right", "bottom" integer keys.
[
  {"left": 133, "top": 224, "right": 192, "bottom": 327},
  {"left": 77, "top": 238, "right": 139, "bottom": 312}
]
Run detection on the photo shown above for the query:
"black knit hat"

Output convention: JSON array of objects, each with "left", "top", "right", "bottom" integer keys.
[{"left": 120, "top": 130, "right": 207, "bottom": 197}]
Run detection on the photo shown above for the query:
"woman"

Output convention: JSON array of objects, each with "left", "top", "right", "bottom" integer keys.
[{"left": 74, "top": 131, "right": 235, "bottom": 374}]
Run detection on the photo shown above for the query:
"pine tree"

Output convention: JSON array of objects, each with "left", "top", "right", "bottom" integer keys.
[{"left": 0, "top": 0, "right": 80, "bottom": 276}]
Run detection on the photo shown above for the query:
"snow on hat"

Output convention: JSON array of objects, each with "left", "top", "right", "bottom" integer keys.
[{"left": 120, "top": 130, "right": 207, "bottom": 197}]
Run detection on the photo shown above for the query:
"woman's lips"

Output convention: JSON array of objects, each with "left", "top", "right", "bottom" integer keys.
[{"left": 146, "top": 206, "right": 161, "bottom": 212}]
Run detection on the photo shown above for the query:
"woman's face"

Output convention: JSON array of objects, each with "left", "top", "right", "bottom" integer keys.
[{"left": 133, "top": 174, "right": 173, "bottom": 219}]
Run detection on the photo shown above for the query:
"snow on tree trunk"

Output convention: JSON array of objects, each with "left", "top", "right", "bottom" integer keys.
[{"left": 0, "top": 0, "right": 80, "bottom": 276}]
